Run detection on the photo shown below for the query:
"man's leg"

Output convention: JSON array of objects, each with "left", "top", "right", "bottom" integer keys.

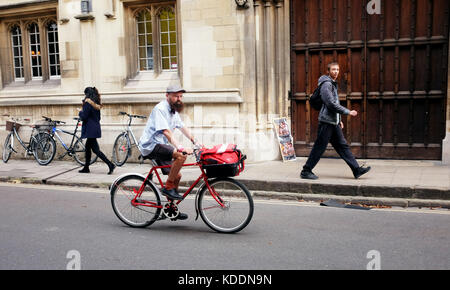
[
  {"left": 329, "top": 125, "right": 370, "bottom": 178},
  {"left": 165, "top": 150, "right": 186, "bottom": 193},
  {"left": 302, "top": 122, "right": 333, "bottom": 178}
]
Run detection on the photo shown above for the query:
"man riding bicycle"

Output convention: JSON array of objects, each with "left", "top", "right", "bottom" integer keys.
[{"left": 138, "top": 84, "right": 199, "bottom": 219}]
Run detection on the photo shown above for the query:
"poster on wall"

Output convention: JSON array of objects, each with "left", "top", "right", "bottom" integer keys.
[{"left": 273, "top": 118, "right": 296, "bottom": 162}]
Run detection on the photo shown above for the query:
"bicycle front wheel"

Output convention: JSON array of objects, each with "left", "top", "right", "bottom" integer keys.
[
  {"left": 112, "top": 132, "right": 130, "bottom": 167},
  {"left": 33, "top": 133, "right": 56, "bottom": 166},
  {"left": 73, "top": 137, "right": 98, "bottom": 166},
  {"left": 110, "top": 174, "right": 162, "bottom": 228},
  {"left": 198, "top": 177, "right": 254, "bottom": 233},
  {"left": 2, "top": 132, "right": 13, "bottom": 163}
]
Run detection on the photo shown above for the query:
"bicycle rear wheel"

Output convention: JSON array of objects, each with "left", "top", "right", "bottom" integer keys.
[
  {"left": 73, "top": 137, "right": 98, "bottom": 166},
  {"left": 2, "top": 132, "right": 13, "bottom": 163},
  {"left": 33, "top": 133, "right": 56, "bottom": 166},
  {"left": 110, "top": 174, "right": 162, "bottom": 228},
  {"left": 197, "top": 177, "right": 254, "bottom": 233},
  {"left": 112, "top": 132, "right": 130, "bottom": 166}
]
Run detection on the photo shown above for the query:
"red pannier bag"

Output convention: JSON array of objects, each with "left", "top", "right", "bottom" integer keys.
[{"left": 199, "top": 144, "right": 246, "bottom": 178}]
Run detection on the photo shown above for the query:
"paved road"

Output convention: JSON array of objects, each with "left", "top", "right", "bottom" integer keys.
[{"left": 0, "top": 182, "right": 449, "bottom": 270}]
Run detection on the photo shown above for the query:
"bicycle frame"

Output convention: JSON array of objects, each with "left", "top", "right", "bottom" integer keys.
[
  {"left": 49, "top": 119, "right": 81, "bottom": 151},
  {"left": 11, "top": 124, "right": 40, "bottom": 153},
  {"left": 125, "top": 126, "right": 139, "bottom": 149},
  {"left": 52, "top": 127, "right": 77, "bottom": 150},
  {"left": 129, "top": 162, "right": 226, "bottom": 211}
]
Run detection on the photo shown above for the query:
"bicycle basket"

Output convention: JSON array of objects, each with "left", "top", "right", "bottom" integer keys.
[
  {"left": 199, "top": 144, "right": 246, "bottom": 178},
  {"left": 5, "top": 121, "right": 21, "bottom": 132}
]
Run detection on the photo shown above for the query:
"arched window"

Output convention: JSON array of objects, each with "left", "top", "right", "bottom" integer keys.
[
  {"left": 10, "top": 25, "right": 24, "bottom": 80},
  {"left": 136, "top": 9, "right": 153, "bottom": 71},
  {"left": 47, "top": 21, "right": 60, "bottom": 78},
  {"left": 28, "top": 23, "right": 42, "bottom": 79},
  {"left": 132, "top": 4, "right": 178, "bottom": 74},
  {"left": 6, "top": 17, "right": 60, "bottom": 84}
]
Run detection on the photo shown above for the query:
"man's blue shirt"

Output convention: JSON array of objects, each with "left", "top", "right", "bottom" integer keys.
[{"left": 138, "top": 99, "right": 184, "bottom": 156}]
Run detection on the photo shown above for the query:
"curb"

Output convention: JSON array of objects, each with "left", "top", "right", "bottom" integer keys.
[
  {"left": 2, "top": 176, "right": 450, "bottom": 209},
  {"left": 235, "top": 179, "right": 450, "bottom": 201}
]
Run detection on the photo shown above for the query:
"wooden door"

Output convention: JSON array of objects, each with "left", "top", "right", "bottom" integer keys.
[{"left": 290, "top": 0, "right": 449, "bottom": 160}]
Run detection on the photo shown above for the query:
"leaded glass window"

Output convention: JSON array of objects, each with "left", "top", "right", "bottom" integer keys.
[
  {"left": 159, "top": 8, "right": 177, "bottom": 70},
  {"left": 11, "top": 25, "right": 24, "bottom": 80},
  {"left": 28, "top": 23, "right": 42, "bottom": 79},
  {"left": 47, "top": 21, "right": 60, "bottom": 78},
  {"left": 136, "top": 10, "right": 153, "bottom": 71}
]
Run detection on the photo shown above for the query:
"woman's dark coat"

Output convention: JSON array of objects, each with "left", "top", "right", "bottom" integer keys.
[{"left": 79, "top": 102, "right": 101, "bottom": 139}]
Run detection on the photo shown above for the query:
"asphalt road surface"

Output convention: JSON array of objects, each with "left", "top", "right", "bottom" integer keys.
[{"left": 0, "top": 182, "right": 449, "bottom": 270}]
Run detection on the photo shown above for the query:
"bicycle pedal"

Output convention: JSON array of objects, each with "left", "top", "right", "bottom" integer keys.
[{"left": 157, "top": 214, "right": 167, "bottom": 221}]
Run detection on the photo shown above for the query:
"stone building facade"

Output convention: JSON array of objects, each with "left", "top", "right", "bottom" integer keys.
[
  {"left": 0, "top": 0, "right": 449, "bottom": 164},
  {"left": 0, "top": 0, "right": 290, "bottom": 162}
]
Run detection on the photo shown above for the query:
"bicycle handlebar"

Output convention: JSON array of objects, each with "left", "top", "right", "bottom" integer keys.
[
  {"left": 42, "top": 116, "right": 66, "bottom": 125},
  {"left": 119, "top": 111, "right": 147, "bottom": 119}
]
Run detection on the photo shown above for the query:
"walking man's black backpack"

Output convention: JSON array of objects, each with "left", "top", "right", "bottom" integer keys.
[{"left": 309, "top": 80, "right": 331, "bottom": 111}]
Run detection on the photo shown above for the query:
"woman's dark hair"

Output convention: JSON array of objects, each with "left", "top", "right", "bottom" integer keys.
[{"left": 84, "top": 87, "right": 101, "bottom": 105}]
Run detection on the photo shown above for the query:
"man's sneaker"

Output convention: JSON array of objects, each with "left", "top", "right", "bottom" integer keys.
[
  {"left": 300, "top": 170, "right": 318, "bottom": 180},
  {"left": 162, "top": 188, "right": 183, "bottom": 200},
  {"left": 353, "top": 166, "right": 371, "bottom": 179},
  {"left": 174, "top": 213, "right": 188, "bottom": 220}
]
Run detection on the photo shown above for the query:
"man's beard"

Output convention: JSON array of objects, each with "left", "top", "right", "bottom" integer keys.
[{"left": 170, "top": 100, "right": 184, "bottom": 113}]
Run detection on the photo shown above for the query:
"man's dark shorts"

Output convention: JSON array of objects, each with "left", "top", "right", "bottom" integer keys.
[{"left": 143, "top": 144, "right": 175, "bottom": 175}]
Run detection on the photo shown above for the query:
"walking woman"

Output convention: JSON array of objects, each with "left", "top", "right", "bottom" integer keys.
[{"left": 78, "top": 87, "right": 115, "bottom": 174}]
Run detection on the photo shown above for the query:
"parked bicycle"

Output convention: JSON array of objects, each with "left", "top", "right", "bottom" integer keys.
[
  {"left": 2, "top": 115, "right": 51, "bottom": 164},
  {"left": 34, "top": 116, "right": 98, "bottom": 166},
  {"left": 110, "top": 145, "right": 253, "bottom": 233},
  {"left": 111, "top": 111, "right": 147, "bottom": 167}
]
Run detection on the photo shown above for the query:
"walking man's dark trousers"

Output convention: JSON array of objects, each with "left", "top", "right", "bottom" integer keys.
[{"left": 303, "top": 122, "right": 359, "bottom": 173}]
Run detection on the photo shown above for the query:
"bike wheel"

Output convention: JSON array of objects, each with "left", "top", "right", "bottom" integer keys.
[
  {"left": 2, "top": 132, "right": 13, "bottom": 163},
  {"left": 110, "top": 174, "right": 161, "bottom": 228},
  {"left": 73, "top": 137, "right": 98, "bottom": 166},
  {"left": 112, "top": 132, "right": 130, "bottom": 167},
  {"left": 33, "top": 133, "right": 56, "bottom": 166},
  {"left": 198, "top": 177, "right": 254, "bottom": 233}
]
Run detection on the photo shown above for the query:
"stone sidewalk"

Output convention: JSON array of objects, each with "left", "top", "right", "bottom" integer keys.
[{"left": 1, "top": 156, "right": 449, "bottom": 208}]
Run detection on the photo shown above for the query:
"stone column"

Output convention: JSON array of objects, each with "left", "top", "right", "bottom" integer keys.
[
  {"left": 443, "top": 42, "right": 450, "bottom": 165},
  {"left": 254, "top": 0, "right": 265, "bottom": 123},
  {"left": 74, "top": 13, "right": 96, "bottom": 87}
]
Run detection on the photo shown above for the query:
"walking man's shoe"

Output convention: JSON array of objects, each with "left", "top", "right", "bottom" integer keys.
[
  {"left": 300, "top": 170, "right": 319, "bottom": 180},
  {"left": 162, "top": 188, "right": 183, "bottom": 200},
  {"left": 353, "top": 166, "right": 371, "bottom": 179}
]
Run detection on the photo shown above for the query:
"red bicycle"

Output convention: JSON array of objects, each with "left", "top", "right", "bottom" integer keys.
[{"left": 110, "top": 147, "right": 254, "bottom": 233}]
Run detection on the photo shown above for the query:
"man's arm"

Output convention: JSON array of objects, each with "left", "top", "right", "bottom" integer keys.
[
  {"left": 162, "top": 129, "right": 181, "bottom": 149},
  {"left": 179, "top": 127, "right": 196, "bottom": 145},
  {"left": 320, "top": 82, "right": 350, "bottom": 115}
]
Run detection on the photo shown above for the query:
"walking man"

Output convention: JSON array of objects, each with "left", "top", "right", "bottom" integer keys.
[{"left": 300, "top": 62, "right": 371, "bottom": 180}]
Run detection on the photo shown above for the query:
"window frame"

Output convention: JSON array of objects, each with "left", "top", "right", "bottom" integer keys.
[
  {"left": 10, "top": 25, "right": 25, "bottom": 82},
  {"left": 28, "top": 22, "right": 43, "bottom": 80},
  {"left": 46, "top": 21, "right": 61, "bottom": 80},
  {"left": 6, "top": 17, "right": 60, "bottom": 84},
  {"left": 128, "top": 2, "right": 180, "bottom": 78}
]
